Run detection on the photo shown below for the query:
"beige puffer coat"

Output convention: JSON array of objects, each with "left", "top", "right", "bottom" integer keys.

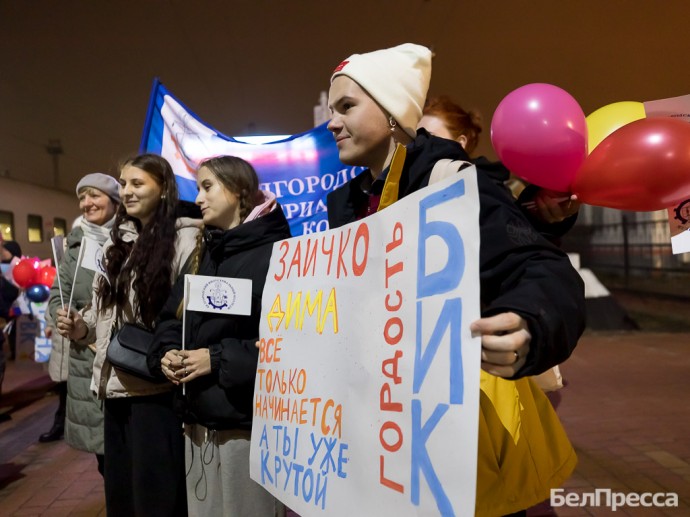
[{"left": 77, "top": 218, "right": 199, "bottom": 399}]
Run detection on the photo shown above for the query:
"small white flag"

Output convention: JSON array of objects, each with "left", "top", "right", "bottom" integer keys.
[
  {"left": 184, "top": 274, "right": 252, "bottom": 315},
  {"left": 78, "top": 236, "right": 106, "bottom": 277},
  {"left": 69, "top": 237, "right": 107, "bottom": 310},
  {"left": 51, "top": 236, "right": 65, "bottom": 265}
]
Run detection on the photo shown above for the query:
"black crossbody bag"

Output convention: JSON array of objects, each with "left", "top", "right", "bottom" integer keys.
[
  {"left": 106, "top": 323, "right": 162, "bottom": 382},
  {"left": 105, "top": 253, "right": 194, "bottom": 382}
]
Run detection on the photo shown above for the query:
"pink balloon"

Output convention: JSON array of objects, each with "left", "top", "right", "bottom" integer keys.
[{"left": 491, "top": 83, "right": 587, "bottom": 191}]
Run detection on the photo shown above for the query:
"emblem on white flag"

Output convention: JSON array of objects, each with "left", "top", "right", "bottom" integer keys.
[
  {"left": 79, "top": 236, "right": 106, "bottom": 277},
  {"left": 185, "top": 274, "right": 252, "bottom": 315}
]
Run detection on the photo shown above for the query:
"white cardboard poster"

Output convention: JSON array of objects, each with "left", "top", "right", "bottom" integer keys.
[{"left": 250, "top": 170, "right": 482, "bottom": 516}]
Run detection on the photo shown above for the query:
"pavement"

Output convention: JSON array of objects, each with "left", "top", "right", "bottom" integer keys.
[
  {"left": 0, "top": 360, "right": 104, "bottom": 516},
  {"left": 551, "top": 331, "right": 690, "bottom": 517},
  {"left": 0, "top": 331, "right": 689, "bottom": 516}
]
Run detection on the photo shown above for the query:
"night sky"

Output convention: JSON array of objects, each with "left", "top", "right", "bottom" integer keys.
[{"left": 1, "top": 0, "right": 688, "bottom": 193}]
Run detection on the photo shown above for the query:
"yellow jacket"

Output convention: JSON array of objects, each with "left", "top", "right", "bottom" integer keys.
[
  {"left": 379, "top": 147, "right": 577, "bottom": 516},
  {"left": 476, "top": 373, "right": 576, "bottom": 516}
]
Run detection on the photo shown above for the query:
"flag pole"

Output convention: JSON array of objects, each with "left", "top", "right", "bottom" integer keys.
[
  {"left": 68, "top": 237, "right": 87, "bottom": 311},
  {"left": 51, "top": 237, "right": 65, "bottom": 309},
  {"left": 182, "top": 274, "right": 189, "bottom": 396}
]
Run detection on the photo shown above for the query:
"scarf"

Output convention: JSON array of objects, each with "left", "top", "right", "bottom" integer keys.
[
  {"left": 244, "top": 190, "right": 277, "bottom": 223},
  {"left": 80, "top": 216, "right": 115, "bottom": 245}
]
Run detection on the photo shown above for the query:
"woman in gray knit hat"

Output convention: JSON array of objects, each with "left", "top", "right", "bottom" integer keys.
[{"left": 40, "top": 173, "right": 119, "bottom": 476}]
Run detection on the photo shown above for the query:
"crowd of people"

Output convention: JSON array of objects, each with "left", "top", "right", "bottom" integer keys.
[{"left": 1, "top": 42, "right": 586, "bottom": 516}]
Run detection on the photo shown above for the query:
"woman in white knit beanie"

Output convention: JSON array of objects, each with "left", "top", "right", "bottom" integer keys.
[{"left": 326, "top": 43, "right": 585, "bottom": 516}]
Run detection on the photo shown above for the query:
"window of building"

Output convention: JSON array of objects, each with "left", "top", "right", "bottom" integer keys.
[
  {"left": 53, "top": 217, "right": 67, "bottom": 237},
  {"left": 0, "top": 210, "right": 14, "bottom": 241},
  {"left": 27, "top": 214, "right": 43, "bottom": 243}
]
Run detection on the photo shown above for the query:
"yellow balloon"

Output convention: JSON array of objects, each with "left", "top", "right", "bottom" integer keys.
[{"left": 586, "top": 101, "right": 646, "bottom": 153}]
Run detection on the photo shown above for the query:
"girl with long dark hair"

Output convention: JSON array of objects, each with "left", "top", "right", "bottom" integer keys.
[{"left": 56, "top": 153, "right": 199, "bottom": 516}]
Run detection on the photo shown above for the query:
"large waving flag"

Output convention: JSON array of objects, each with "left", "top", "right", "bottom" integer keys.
[{"left": 140, "top": 79, "right": 362, "bottom": 236}]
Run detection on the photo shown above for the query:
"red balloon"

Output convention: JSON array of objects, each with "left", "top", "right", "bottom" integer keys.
[
  {"left": 572, "top": 118, "right": 690, "bottom": 211},
  {"left": 12, "top": 259, "right": 38, "bottom": 288},
  {"left": 38, "top": 266, "right": 57, "bottom": 287}
]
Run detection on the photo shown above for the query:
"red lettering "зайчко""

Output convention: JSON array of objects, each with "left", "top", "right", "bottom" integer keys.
[{"left": 273, "top": 223, "right": 369, "bottom": 281}]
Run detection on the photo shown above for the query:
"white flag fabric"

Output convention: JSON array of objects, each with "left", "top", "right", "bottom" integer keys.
[
  {"left": 78, "top": 236, "right": 106, "bottom": 276},
  {"left": 69, "top": 236, "right": 107, "bottom": 310},
  {"left": 51, "top": 236, "right": 65, "bottom": 265},
  {"left": 185, "top": 274, "right": 252, "bottom": 315}
]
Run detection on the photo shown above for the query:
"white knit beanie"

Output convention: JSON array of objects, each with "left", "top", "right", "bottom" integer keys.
[{"left": 331, "top": 43, "right": 432, "bottom": 138}]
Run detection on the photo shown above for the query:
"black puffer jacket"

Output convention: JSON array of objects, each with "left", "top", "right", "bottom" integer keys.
[
  {"left": 471, "top": 156, "right": 578, "bottom": 243},
  {"left": 149, "top": 207, "right": 291, "bottom": 430},
  {"left": 327, "top": 130, "right": 586, "bottom": 378}
]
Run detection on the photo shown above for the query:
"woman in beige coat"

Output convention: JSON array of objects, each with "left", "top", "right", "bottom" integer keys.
[{"left": 57, "top": 154, "right": 198, "bottom": 517}]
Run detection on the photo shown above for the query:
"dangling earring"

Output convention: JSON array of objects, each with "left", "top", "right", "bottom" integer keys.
[
  {"left": 389, "top": 116, "right": 399, "bottom": 142},
  {"left": 161, "top": 194, "right": 166, "bottom": 200}
]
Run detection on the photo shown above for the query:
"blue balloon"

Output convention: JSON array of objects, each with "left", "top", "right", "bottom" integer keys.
[{"left": 26, "top": 283, "right": 50, "bottom": 303}]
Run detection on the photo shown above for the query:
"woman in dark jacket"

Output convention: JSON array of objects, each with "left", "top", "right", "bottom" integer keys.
[{"left": 150, "top": 155, "right": 290, "bottom": 517}]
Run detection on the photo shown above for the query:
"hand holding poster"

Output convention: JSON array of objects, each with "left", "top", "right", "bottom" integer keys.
[{"left": 250, "top": 170, "right": 482, "bottom": 516}]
